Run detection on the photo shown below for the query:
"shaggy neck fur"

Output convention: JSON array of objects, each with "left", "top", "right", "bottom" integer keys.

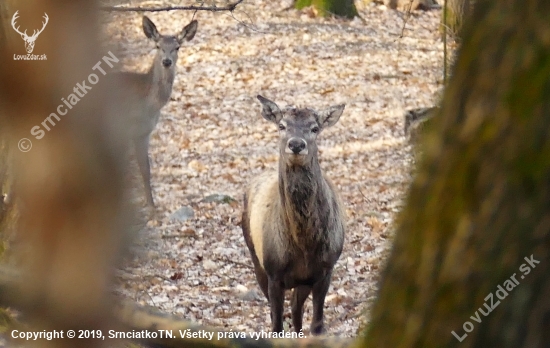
[
  {"left": 148, "top": 55, "right": 176, "bottom": 108},
  {"left": 278, "top": 153, "right": 329, "bottom": 249}
]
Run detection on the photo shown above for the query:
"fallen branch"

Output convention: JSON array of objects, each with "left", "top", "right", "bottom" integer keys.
[{"left": 100, "top": 0, "right": 245, "bottom": 12}]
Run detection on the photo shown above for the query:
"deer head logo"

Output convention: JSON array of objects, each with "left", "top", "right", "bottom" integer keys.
[{"left": 11, "top": 11, "right": 49, "bottom": 54}]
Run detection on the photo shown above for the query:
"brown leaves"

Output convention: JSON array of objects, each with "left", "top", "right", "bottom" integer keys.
[{"left": 170, "top": 272, "right": 184, "bottom": 281}]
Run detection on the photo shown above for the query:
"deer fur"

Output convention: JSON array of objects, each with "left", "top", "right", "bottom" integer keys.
[
  {"left": 242, "top": 95, "right": 346, "bottom": 335},
  {"left": 117, "top": 16, "right": 197, "bottom": 207}
]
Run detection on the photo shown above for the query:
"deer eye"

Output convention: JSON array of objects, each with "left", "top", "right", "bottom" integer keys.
[
  {"left": 311, "top": 126, "right": 320, "bottom": 134},
  {"left": 278, "top": 123, "right": 286, "bottom": 131}
]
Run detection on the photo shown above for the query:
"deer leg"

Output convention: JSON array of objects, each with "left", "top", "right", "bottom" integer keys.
[
  {"left": 241, "top": 195, "right": 269, "bottom": 299},
  {"left": 255, "top": 265, "right": 269, "bottom": 300},
  {"left": 267, "top": 279, "right": 285, "bottom": 333},
  {"left": 134, "top": 135, "right": 154, "bottom": 207},
  {"left": 310, "top": 271, "right": 332, "bottom": 335},
  {"left": 291, "top": 285, "right": 311, "bottom": 333}
]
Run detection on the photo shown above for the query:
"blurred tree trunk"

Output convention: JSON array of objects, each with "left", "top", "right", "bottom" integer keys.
[
  {"left": 363, "top": 0, "right": 550, "bottom": 347},
  {"left": 0, "top": 137, "right": 16, "bottom": 258},
  {"left": 0, "top": 0, "right": 17, "bottom": 261},
  {"left": 295, "top": 0, "right": 358, "bottom": 18},
  {"left": 0, "top": 2, "right": 11, "bottom": 49},
  {"left": 0, "top": 1, "right": 133, "bottom": 347}
]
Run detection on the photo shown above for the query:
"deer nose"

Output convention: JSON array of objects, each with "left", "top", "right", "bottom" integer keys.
[
  {"left": 286, "top": 138, "right": 308, "bottom": 155},
  {"left": 162, "top": 59, "right": 172, "bottom": 67}
]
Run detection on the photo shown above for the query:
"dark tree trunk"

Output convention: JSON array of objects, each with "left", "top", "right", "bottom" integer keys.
[
  {"left": 364, "top": 0, "right": 550, "bottom": 347},
  {"left": 295, "top": 0, "right": 358, "bottom": 18}
]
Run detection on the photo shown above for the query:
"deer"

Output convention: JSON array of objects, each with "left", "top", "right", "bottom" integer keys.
[
  {"left": 241, "top": 95, "right": 346, "bottom": 335},
  {"left": 11, "top": 11, "right": 49, "bottom": 54},
  {"left": 116, "top": 16, "right": 198, "bottom": 208}
]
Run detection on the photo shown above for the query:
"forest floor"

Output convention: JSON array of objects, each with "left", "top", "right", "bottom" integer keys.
[{"left": 105, "top": 0, "right": 445, "bottom": 337}]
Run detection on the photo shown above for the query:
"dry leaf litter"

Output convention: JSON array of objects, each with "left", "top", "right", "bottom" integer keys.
[{"left": 103, "top": 0, "right": 445, "bottom": 338}]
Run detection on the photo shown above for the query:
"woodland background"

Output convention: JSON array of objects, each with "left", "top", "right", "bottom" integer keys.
[{"left": 2, "top": 0, "right": 550, "bottom": 347}]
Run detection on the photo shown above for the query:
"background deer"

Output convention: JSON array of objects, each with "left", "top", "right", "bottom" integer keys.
[
  {"left": 119, "top": 16, "right": 197, "bottom": 208},
  {"left": 242, "top": 95, "right": 346, "bottom": 335}
]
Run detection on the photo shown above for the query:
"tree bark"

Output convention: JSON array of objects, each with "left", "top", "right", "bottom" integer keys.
[
  {"left": 295, "top": 0, "right": 358, "bottom": 18},
  {"left": 364, "top": 0, "right": 550, "bottom": 347}
]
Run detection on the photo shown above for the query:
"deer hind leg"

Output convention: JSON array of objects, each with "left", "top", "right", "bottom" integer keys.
[
  {"left": 254, "top": 263, "right": 269, "bottom": 300},
  {"left": 241, "top": 195, "right": 269, "bottom": 299},
  {"left": 134, "top": 135, "right": 154, "bottom": 207}
]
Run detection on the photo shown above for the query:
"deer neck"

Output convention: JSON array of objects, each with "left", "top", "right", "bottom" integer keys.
[
  {"left": 278, "top": 156, "right": 326, "bottom": 244},
  {"left": 147, "top": 56, "right": 176, "bottom": 109}
]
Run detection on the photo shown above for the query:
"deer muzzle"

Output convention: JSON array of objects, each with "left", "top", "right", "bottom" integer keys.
[{"left": 286, "top": 138, "right": 308, "bottom": 155}]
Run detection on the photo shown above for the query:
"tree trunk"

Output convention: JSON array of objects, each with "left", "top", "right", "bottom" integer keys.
[
  {"left": 295, "top": 0, "right": 358, "bottom": 18},
  {"left": 0, "top": 137, "right": 16, "bottom": 258},
  {"left": 363, "top": 0, "right": 550, "bottom": 347},
  {"left": 1, "top": 1, "right": 133, "bottom": 347},
  {"left": 0, "top": 0, "right": 18, "bottom": 261}
]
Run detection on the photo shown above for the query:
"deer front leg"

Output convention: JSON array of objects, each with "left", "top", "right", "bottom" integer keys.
[
  {"left": 291, "top": 285, "right": 311, "bottom": 333},
  {"left": 134, "top": 135, "right": 154, "bottom": 207},
  {"left": 310, "top": 271, "right": 332, "bottom": 335}
]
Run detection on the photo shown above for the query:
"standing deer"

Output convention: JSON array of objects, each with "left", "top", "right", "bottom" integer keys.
[
  {"left": 118, "top": 16, "right": 197, "bottom": 207},
  {"left": 242, "top": 95, "right": 346, "bottom": 335}
]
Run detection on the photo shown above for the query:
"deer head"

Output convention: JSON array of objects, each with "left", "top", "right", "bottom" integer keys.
[{"left": 11, "top": 11, "right": 49, "bottom": 54}]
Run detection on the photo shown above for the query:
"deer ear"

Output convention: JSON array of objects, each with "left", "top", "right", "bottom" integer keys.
[
  {"left": 318, "top": 104, "right": 345, "bottom": 128},
  {"left": 178, "top": 20, "right": 198, "bottom": 43},
  {"left": 257, "top": 95, "right": 283, "bottom": 124},
  {"left": 142, "top": 16, "right": 160, "bottom": 42}
]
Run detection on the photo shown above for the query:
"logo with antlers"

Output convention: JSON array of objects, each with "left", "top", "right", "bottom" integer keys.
[{"left": 11, "top": 11, "right": 49, "bottom": 54}]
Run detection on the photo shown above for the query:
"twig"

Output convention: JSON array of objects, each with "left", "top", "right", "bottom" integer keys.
[
  {"left": 225, "top": 7, "right": 266, "bottom": 33},
  {"left": 399, "top": 0, "right": 415, "bottom": 38},
  {"left": 116, "top": 271, "right": 174, "bottom": 282},
  {"left": 215, "top": 256, "right": 252, "bottom": 268},
  {"left": 358, "top": 187, "right": 368, "bottom": 202},
  {"left": 100, "top": 0, "right": 245, "bottom": 12}
]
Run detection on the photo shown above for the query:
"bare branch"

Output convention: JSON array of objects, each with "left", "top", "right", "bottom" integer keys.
[
  {"left": 399, "top": 0, "right": 415, "bottom": 38},
  {"left": 100, "top": 0, "right": 245, "bottom": 13}
]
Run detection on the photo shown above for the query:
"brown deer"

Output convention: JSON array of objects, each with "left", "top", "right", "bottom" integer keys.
[
  {"left": 242, "top": 95, "right": 346, "bottom": 335},
  {"left": 118, "top": 16, "right": 197, "bottom": 207}
]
